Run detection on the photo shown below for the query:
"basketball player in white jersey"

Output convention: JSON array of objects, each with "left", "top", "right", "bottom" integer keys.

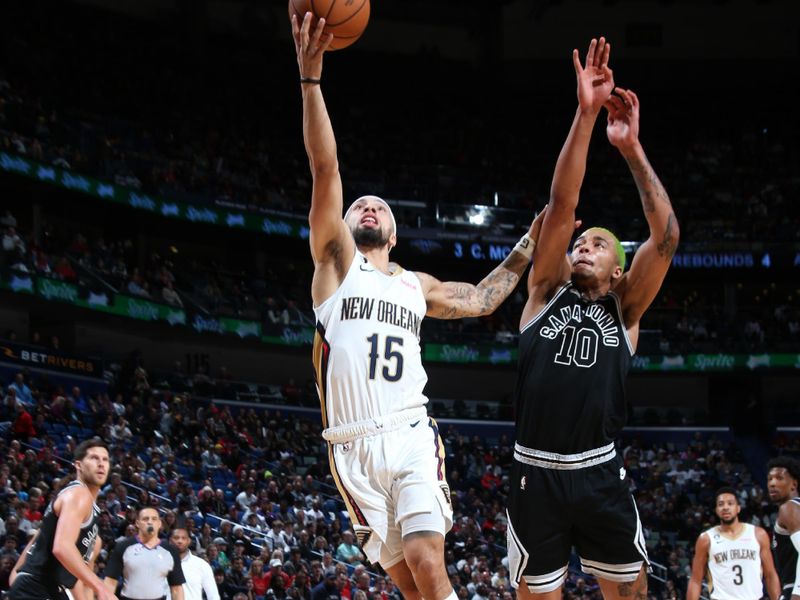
[
  {"left": 291, "top": 13, "right": 542, "bottom": 600},
  {"left": 687, "top": 487, "right": 779, "bottom": 600}
]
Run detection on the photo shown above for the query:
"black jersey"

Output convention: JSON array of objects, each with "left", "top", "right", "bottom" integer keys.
[
  {"left": 773, "top": 498, "right": 800, "bottom": 592},
  {"left": 514, "top": 282, "right": 633, "bottom": 455},
  {"left": 20, "top": 480, "right": 101, "bottom": 589}
]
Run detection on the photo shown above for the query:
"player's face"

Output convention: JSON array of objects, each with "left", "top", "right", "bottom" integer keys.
[
  {"left": 570, "top": 229, "right": 622, "bottom": 285},
  {"left": 715, "top": 493, "right": 740, "bottom": 524},
  {"left": 768, "top": 467, "right": 798, "bottom": 504},
  {"left": 136, "top": 508, "right": 161, "bottom": 537},
  {"left": 170, "top": 529, "right": 190, "bottom": 553},
  {"left": 347, "top": 199, "right": 396, "bottom": 251},
  {"left": 76, "top": 446, "right": 110, "bottom": 487}
]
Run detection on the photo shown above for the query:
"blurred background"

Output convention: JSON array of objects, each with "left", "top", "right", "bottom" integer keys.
[{"left": 0, "top": 1, "right": 798, "bottom": 598}]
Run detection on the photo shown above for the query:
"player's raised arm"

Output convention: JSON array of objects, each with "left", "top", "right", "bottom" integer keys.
[
  {"left": 529, "top": 38, "right": 614, "bottom": 300},
  {"left": 418, "top": 211, "right": 548, "bottom": 319},
  {"left": 606, "top": 89, "right": 680, "bottom": 329},
  {"left": 686, "top": 532, "right": 710, "bottom": 600},
  {"left": 292, "top": 12, "right": 353, "bottom": 273}
]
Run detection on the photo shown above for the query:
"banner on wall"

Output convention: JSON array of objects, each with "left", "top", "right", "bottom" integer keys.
[
  {"left": 0, "top": 340, "right": 103, "bottom": 377},
  {"left": 0, "top": 152, "right": 309, "bottom": 239}
]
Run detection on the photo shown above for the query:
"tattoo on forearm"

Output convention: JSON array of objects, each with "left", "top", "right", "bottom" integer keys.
[
  {"left": 433, "top": 251, "right": 528, "bottom": 319},
  {"left": 625, "top": 154, "right": 671, "bottom": 214},
  {"left": 657, "top": 212, "right": 678, "bottom": 259}
]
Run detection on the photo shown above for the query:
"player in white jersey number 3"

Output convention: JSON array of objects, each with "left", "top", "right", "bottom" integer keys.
[
  {"left": 292, "top": 12, "right": 543, "bottom": 600},
  {"left": 687, "top": 487, "right": 780, "bottom": 600}
]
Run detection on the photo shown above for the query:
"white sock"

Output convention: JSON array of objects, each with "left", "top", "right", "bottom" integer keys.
[{"left": 440, "top": 590, "right": 458, "bottom": 600}]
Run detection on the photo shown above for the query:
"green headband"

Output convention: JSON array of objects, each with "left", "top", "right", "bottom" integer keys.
[{"left": 592, "top": 227, "right": 626, "bottom": 271}]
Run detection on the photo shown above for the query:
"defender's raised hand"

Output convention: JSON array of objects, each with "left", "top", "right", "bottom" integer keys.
[
  {"left": 291, "top": 12, "right": 334, "bottom": 81},
  {"left": 605, "top": 88, "right": 641, "bottom": 152},
  {"left": 572, "top": 37, "right": 614, "bottom": 114}
]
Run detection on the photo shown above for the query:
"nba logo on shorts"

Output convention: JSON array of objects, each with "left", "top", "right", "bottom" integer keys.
[
  {"left": 341, "top": 442, "right": 352, "bottom": 453},
  {"left": 619, "top": 467, "right": 626, "bottom": 480},
  {"left": 520, "top": 476, "right": 526, "bottom": 490}
]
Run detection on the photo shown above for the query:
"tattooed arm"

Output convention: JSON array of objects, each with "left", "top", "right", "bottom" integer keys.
[
  {"left": 417, "top": 245, "right": 532, "bottom": 319},
  {"left": 605, "top": 88, "right": 679, "bottom": 332}
]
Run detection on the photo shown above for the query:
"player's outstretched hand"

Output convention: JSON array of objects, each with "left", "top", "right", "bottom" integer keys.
[
  {"left": 605, "top": 87, "right": 641, "bottom": 152},
  {"left": 291, "top": 12, "right": 334, "bottom": 81},
  {"left": 572, "top": 37, "right": 614, "bottom": 115}
]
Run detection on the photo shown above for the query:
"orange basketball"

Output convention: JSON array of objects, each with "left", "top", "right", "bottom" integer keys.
[{"left": 288, "top": 0, "right": 370, "bottom": 50}]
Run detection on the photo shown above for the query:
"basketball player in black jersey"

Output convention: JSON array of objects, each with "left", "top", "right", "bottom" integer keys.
[
  {"left": 767, "top": 457, "right": 800, "bottom": 600},
  {"left": 9, "top": 438, "right": 117, "bottom": 600},
  {"left": 506, "top": 38, "right": 679, "bottom": 600}
]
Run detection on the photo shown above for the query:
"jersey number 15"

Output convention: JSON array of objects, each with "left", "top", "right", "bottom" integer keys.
[{"left": 367, "top": 334, "right": 404, "bottom": 381}]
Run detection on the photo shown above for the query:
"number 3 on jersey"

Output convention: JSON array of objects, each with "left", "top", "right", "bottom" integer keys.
[
  {"left": 554, "top": 325, "right": 598, "bottom": 368},
  {"left": 367, "top": 334, "right": 404, "bottom": 381}
]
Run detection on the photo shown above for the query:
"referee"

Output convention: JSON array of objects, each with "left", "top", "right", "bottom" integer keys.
[{"left": 104, "top": 507, "right": 185, "bottom": 600}]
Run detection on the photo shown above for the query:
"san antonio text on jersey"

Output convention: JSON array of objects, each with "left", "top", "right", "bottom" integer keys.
[{"left": 514, "top": 282, "right": 634, "bottom": 455}]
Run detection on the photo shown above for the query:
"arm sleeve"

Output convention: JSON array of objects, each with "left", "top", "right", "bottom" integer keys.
[
  {"left": 104, "top": 538, "right": 133, "bottom": 580},
  {"left": 201, "top": 560, "right": 221, "bottom": 600},
  {"left": 167, "top": 545, "right": 187, "bottom": 586}
]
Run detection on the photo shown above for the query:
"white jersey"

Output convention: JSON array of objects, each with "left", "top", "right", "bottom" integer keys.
[
  {"left": 705, "top": 523, "right": 763, "bottom": 600},
  {"left": 313, "top": 250, "right": 428, "bottom": 427}
]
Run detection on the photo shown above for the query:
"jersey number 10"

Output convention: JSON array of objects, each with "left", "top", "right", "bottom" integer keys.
[{"left": 554, "top": 325, "right": 599, "bottom": 368}]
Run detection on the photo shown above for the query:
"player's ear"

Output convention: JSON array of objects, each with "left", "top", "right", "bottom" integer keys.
[
  {"left": 611, "top": 265, "right": 623, "bottom": 281},
  {"left": 388, "top": 233, "right": 397, "bottom": 253}
]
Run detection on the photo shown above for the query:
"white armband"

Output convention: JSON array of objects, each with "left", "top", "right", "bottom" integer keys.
[
  {"left": 513, "top": 233, "right": 535, "bottom": 260},
  {"left": 791, "top": 531, "right": 800, "bottom": 595}
]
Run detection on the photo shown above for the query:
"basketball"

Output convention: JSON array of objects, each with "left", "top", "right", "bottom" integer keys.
[{"left": 288, "top": 0, "right": 370, "bottom": 51}]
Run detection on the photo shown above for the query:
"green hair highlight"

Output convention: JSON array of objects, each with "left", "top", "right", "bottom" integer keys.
[{"left": 592, "top": 227, "right": 626, "bottom": 271}]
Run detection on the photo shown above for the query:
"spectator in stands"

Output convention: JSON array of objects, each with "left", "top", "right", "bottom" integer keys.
[
  {"left": 10, "top": 402, "right": 35, "bottom": 442},
  {"left": 0, "top": 389, "right": 18, "bottom": 428},
  {"left": 236, "top": 481, "right": 257, "bottom": 512},
  {"left": 110, "top": 416, "right": 133, "bottom": 441},
  {"left": 265, "top": 559, "right": 290, "bottom": 589},
  {"left": 10, "top": 374, "right": 33, "bottom": 407},
  {"left": 0, "top": 555, "right": 14, "bottom": 594},
  {"left": 284, "top": 300, "right": 313, "bottom": 328},
  {"left": 127, "top": 268, "right": 151, "bottom": 298},
  {"left": 207, "top": 542, "right": 230, "bottom": 572},
  {"left": 265, "top": 298, "right": 290, "bottom": 330},
  {"left": 163, "top": 280, "right": 184, "bottom": 307},
  {"left": 1, "top": 214, "right": 25, "bottom": 270},
  {"left": 266, "top": 520, "right": 290, "bottom": 555},
  {"left": 334, "top": 531, "right": 363, "bottom": 566},
  {"left": 291, "top": 570, "right": 312, "bottom": 600},
  {"left": 311, "top": 567, "right": 340, "bottom": 600},
  {"left": 225, "top": 556, "right": 250, "bottom": 597}
]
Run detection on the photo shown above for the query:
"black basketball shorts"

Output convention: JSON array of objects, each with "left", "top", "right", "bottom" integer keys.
[
  {"left": 506, "top": 445, "right": 648, "bottom": 594},
  {"left": 8, "top": 573, "right": 70, "bottom": 600}
]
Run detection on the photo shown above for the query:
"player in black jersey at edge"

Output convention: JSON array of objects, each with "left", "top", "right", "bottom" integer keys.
[
  {"left": 767, "top": 457, "right": 800, "bottom": 600},
  {"left": 506, "top": 37, "right": 679, "bottom": 600},
  {"left": 9, "top": 438, "right": 117, "bottom": 600}
]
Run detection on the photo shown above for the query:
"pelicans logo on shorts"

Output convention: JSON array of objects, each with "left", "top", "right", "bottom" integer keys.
[
  {"left": 354, "top": 525, "right": 372, "bottom": 548},
  {"left": 440, "top": 484, "right": 452, "bottom": 509}
]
